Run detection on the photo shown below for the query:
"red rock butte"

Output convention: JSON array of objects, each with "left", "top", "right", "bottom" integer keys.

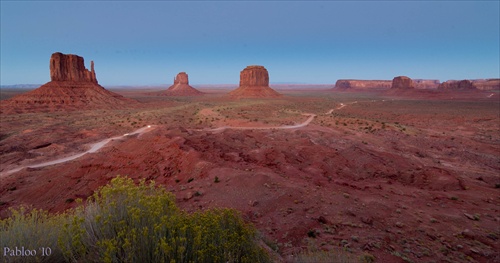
[
  {"left": 228, "top": 65, "right": 281, "bottom": 98},
  {"left": 50, "top": 52, "right": 97, "bottom": 83},
  {"left": 165, "top": 72, "right": 203, "bottom": 96},
  {"left": 1, "top": 52, "right": 135, "bottom": 114},
  {"left": 391, "top": 76, "right": 415, "bottom": 89}
]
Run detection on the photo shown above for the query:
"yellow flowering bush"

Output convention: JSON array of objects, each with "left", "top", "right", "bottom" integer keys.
[{"left": 1, "top": 176, "right": 270, "bottom": 263}]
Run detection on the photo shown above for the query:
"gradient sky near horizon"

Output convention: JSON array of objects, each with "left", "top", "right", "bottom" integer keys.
[{"left": 1, "top": 1, "right": 499, "bottom": 86}]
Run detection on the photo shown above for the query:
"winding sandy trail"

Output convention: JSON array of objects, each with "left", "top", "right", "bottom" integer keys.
[
  {"left": 0, "top": 125, "right": 156, "bottom": 177},
  {"left": 324, "top": 101, "right": 360, "bottom": 114},
  {"left": 1, "top": 100, "right": 357, "bottom": 177},
  {"left": 200, "top": 101, "right": 356, "bottom": 133},
  {"left": 205, "top": 113, "right": 317, "bottom": 132}
]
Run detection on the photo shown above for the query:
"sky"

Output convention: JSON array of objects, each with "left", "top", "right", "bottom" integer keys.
[{"left": 1, "top": 1, "right": 499, "bottom": 86}]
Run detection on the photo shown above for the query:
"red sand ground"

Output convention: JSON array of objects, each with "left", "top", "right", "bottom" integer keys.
[{"left": 0, "top": 88, "right": 499, "bottom": 262}]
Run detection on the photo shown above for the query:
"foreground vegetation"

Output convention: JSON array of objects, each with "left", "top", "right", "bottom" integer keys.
[{"left": 1, "top": 176, "right": 270, "bottom": 263}]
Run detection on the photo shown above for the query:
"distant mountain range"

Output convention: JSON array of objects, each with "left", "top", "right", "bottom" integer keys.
[{"left": 1, "top": 84, "right": 42, "bottom": 89}]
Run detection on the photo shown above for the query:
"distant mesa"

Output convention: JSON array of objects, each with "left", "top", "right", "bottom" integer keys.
[
  {"left": 228, "top": 65, "right": 282, "bottom": 98},
  {"left": 413, "top": 79, "right": 440, "bottom": 89},
  {"left": 165, "top": 72, "right": 203, "bottom": 96},
  {"left": 438, "top": 80, "right": 477, "bottom": 91},
  {"left": 391, "top": 76, "right": 415, "bottom": 89},
  {"left": 471, "top": 79, "right": 500, "bottom": 91},
  {"left": 334, "top": 79, "right": 392, "bottom": 90},
  {"left": 1, "top": 52, "right": 136, "bottom": 114}
]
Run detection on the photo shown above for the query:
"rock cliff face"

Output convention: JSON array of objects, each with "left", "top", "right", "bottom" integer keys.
[
  {"left": 165, "top": 72, "right": 203, "bottom": 96},
  {"left": 471, "top": 79, "right": 500, "bottom": 91},
  {"left": 173, "top": 72, "right": 189, "bottom": 85},
  {"left": 228, "top": 66, "right": 281, "bottom": 98},
  {"left": 1, "top": 52, "right": 135, "bottom": 114},
  {"left": 391, "top": 76, "right": 415, "bottom": 89},
  {"left": 50, "top": 52, "right": 97, "bottom": 83},
  {"left": 239, "top": 65, "right": 269, "bottom": 87},
  {"left": 335, "top": 80, "right": 392, "bottom": 90},
  {"left": 438, "top": 80, "right": 477, "bottom": 90}
]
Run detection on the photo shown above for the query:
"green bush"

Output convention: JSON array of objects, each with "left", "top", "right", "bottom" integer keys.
[{"left": 1, "top": 176, "right": 270, "bottom": 263}]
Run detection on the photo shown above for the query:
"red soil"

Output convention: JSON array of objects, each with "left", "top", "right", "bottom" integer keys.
[{"left": 0, "top": 89, "right": 498, "bottom": 262}]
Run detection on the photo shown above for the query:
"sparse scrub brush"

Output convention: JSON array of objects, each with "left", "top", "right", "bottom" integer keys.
[
  {"left": 2, "top": 176, "right": 270, "bottom": 263},
  {"left": 0, "top": 206, "right": 68, "bottom": 262}
]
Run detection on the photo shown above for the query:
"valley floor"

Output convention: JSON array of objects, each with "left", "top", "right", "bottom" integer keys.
[{"left": 1, "top": 89, "right": 499, "bottom": 262}]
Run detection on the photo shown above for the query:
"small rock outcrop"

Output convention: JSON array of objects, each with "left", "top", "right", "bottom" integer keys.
[
  {"left": 391, "top": 76, "right": 415, "bottom": 89},
  {"left": 334, "top": 80, "right": 392, "bottom": 90},
  {"left": 228, "top": 65, "right": 281, "bottom": 98},
  {"left": 1, "top": 52, "right": 135, "bottom": 114},
  {"left": 438, "top": 80, "right": 477, "bottom": 91},
  {"left": 165, "top": 72, "right": 203, "bottom": 96}
]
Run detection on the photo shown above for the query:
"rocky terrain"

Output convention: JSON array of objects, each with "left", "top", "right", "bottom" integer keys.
[
  {"left": 164, "top": 72, "right": 203, "bottom": 96},
  {"left": 0, "top": 88, "right": 498, "bottom": 263},
  {"left": 0, "top": 52, "right": 136, "bottom": 114},
  {"left": 228, "top": 65, "right": 282, "bottom": 98}
]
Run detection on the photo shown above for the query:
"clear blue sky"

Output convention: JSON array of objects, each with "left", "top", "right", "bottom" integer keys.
[{"left": 1, "top": 1, "right": 499, "bottom": 86}]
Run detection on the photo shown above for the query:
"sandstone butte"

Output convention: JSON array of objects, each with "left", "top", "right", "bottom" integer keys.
[
  {"left": 391, "top": 76, "right": 415, "bottom": 89},
  {"left": 228, "top": 65, "right": 282, "bottom": 98},
  {"left": 165, "top": 72, "right": 203, "bottom": 96},
  {"left": 1, "top": 52, "right": 135, "bottom": 114},
  {"left": 438, "top": 80, "right": 478, "bottom": 91}
]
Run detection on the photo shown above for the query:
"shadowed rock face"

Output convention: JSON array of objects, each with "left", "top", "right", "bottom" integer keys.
[
  {"left": 50, "top": 52, "right": 97, "bottom": 83},
  {"left": 228, "top": 65, "right": 281, "bottom": 98},
  {"left": 438, "top": 80, "right": 477, "bottom": 90},
  {"left": 391, "top": 76, "right": 415, "bottom": 89}
]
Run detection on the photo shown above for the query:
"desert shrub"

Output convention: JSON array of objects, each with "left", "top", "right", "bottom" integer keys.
[
  {"left": 2, "top": 176, "right": 270, "bottom": 263},
  {"left": 0, "top": 206, "right": 68, "bottom": 263}
]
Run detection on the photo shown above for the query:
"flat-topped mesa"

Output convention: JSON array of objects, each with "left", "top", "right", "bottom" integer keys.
[
  {"left": 50, "top": 52, "right": 97, "bottom": 83},
  {"left": 413, "top": 79, "right": 440, "bottom": 89},
  {"left": 391, "top": 76, "right": 415, "bottom": 89},
  {"left": 173, "top": 72, "right": 189, "bottom": 85},
  {"left": 438, "top": 80, "right": 477, "bottom": 90},
  {"left": 239, "top": 65, "right": 269, "bottom": 87},
  {"left": 334, "top": 79, "right": 392, "bottom": 90},
  {"left": 471, "top": 79, "right": 500, "bottom": 91},
  {"left": 228, "top": 65, "right": 281, "bottom": 98}
]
